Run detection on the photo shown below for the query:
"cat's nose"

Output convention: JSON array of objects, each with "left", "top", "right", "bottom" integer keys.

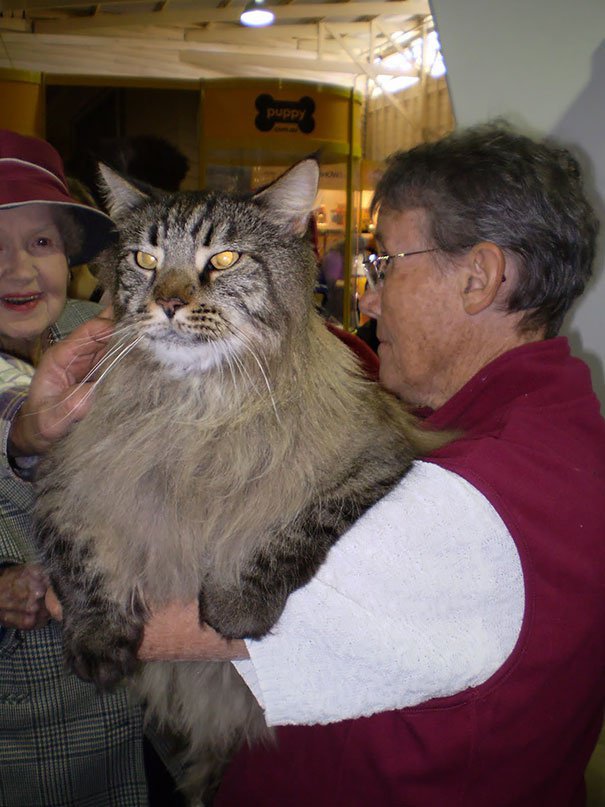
[{"left": 156, "top": 297, "right": 186, "bottom": 319}]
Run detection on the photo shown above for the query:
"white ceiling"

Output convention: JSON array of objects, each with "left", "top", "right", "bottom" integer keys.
[{"left": 0, "top": 0, "right": 433, "bottom": 88}]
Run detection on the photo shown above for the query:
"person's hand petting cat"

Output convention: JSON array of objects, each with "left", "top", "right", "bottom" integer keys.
[{"left": 8, "top": 309, "right": 114, "bottom": 460}]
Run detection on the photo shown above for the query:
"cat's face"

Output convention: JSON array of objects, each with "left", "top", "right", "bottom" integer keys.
[{"left": 99, "top": 160, "right": 319, "bottom": 373}]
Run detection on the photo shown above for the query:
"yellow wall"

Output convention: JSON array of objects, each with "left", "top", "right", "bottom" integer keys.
[{"left": 0, "top": 69, "right": 44, "bottom": 136}]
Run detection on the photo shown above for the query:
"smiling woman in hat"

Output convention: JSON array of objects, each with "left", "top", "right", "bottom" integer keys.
[
  {"left": 0, "top": 130, "right": 157, "bottom": 806},
  {"left": 0, "top": 129, "right": 114, "bottom": 363}
]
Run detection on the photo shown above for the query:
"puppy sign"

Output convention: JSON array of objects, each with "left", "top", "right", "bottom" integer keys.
[{"left": 255, "top": 94, "right": 316, "bottom": 134}]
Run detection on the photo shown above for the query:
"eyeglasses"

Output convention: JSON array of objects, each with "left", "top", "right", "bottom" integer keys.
[{"left": 362, "top": 248, "right": 439, "bottom": 289}]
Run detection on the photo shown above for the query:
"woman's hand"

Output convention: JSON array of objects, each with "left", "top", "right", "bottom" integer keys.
[
  {"left": 138, "top": 602, "right": 249, "bottom": 661},
  {"left": 0, "top": 563, "right": 50, "bottom": 630},
  {"left": 8, "top": 310, "right": 114, "bottom": 458}
]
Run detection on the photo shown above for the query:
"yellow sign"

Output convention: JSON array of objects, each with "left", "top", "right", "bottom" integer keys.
[{"left": 202, "top": 79, "right": 361, "bottom": 163}]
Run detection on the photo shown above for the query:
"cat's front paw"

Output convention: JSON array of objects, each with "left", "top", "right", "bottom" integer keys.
[
  {"left": 198, "top": 587, "right": 283, "bottom": 640},
  {"left": 64, "top": 620, "right": 143, "bottom": 689}
]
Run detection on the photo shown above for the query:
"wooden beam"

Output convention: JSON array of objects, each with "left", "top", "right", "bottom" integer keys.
[
  {"left": 325, "top": 21, "right": 417, "bottom": 123},
  {"left": 34, "top": 1, "right": 429, "bottom": 34},
  {"left": 185, "top": 21, "right": 404, "bottom": 42},
  {"left": 179, "top": 47, "right": 418, "bottom": 76}
]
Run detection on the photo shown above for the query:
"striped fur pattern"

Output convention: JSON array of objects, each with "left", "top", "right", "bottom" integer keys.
[{"left": 34, "top": 160, "right": 446, "bottom": 803}]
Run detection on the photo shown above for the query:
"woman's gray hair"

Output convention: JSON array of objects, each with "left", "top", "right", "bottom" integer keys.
[
  {"left": 51, "top": 207, "right": 85, "bottom": 266},
  {"left": 372, "top": 122, "right": 599, "bottom": 337}
]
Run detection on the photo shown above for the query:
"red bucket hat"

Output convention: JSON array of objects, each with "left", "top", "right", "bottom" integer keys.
[{"left": 0, "top": 129, "right": 117, "bottom": 266}]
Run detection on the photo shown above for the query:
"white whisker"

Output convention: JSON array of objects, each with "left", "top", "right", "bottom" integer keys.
[
  {"left": 56, "top": 334, "right": 146, "bottom": 424},
  {"left": 226, "top": 324, "right": 280, "bottom": 424},
  {"left": 89, "top": 333, "right": 146, "bottom": 390},
  {"left": 70, "top": 333, "right": 135, "bottom": 387},
  {"left": 27, "top": 331, "right": 144, "bottom": 422},
  {"left": 60, "top": 324, "right": 137, "bottom": 376},
  {"left": 60, "top": 322, "right": 132, "bottom": 346},
  {"left": 220, "top": 346, "right": 234, "bottom": 387},
  {"left": 227, "top": 348, "right": 251, "bottom": 391}
]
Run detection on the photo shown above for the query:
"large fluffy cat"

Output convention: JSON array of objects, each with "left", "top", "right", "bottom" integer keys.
[{"left": 35, "top": 159, "right": 446, "bottom": 802}]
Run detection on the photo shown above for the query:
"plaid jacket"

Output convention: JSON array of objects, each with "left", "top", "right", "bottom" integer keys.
[{"left": 0, "top": 301, "right": 149, "bottom": 807}]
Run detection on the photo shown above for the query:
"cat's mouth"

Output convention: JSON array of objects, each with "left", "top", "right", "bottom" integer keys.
[
  {"left": 146, "top": 328, "right": 202, "bottom": 344},
  {"left": 144, "top": 324, "right": 221, "bottom": 348}
]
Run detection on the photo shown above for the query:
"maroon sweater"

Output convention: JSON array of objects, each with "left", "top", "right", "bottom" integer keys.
[{"left": 215, "top": 337, "right": 605, "bottom": 807}]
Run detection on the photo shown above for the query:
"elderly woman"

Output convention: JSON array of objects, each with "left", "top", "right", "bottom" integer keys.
[
  {"left": 0, "top": 129, "right": 154, "bottom": 806},
  {"left": 27, "top": 124, "right": 605, "bottom": 806}
]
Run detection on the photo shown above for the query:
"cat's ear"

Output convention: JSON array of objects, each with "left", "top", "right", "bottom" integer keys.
[
  {"left": 253, "top": 158, "right": 319, "bottom": 235},
  {"left": 97, "top": 163, "right": 151, "bottom": 219}
]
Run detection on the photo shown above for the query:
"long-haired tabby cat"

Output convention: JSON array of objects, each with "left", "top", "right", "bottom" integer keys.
[{"left": 35, "top": 158, "right": 447, "bottom": 803}]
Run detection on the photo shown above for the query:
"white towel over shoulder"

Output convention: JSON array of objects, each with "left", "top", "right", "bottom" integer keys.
[{"left": 233, "top": 461, "right": 524, "bottom": 726}]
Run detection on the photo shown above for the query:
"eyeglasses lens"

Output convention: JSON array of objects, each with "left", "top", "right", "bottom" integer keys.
[{"left": 364, "top": 256, "right": 382, "bottom": 289}]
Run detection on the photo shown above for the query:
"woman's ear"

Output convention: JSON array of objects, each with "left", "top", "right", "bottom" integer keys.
[{"left": 460, "top": 241, "right": 507, "bottom": 315}]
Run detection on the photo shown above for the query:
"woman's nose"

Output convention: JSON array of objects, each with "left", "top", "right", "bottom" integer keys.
[
  {"left": 359, "top": 285, "right": 381, "bottom": 319},
  {"left": 0, "top": 248, "right": 36, "bottom": 280}
]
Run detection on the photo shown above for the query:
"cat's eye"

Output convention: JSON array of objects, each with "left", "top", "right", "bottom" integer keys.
[
  {"left": 135, "top": 251, "right": 158, "bottom": 270},
  {"left": 209, "top": 251, "right": 240, "bottom": 271}
]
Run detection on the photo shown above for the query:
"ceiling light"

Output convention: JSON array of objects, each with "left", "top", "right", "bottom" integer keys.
[{"left": 240, "top": 0, "right": 275, "bottom": 27}]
